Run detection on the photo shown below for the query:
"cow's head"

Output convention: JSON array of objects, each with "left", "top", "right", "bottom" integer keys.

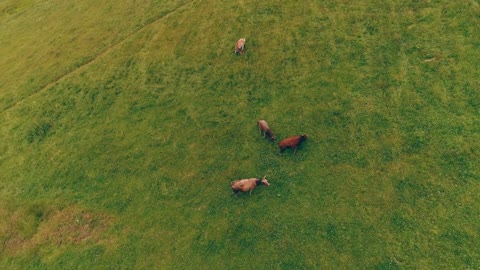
[
  {"left": 268, "top": 131, "right": 276, "bottom": 141},
  {"left": 261, "top": 176, "right": 270, "bottom": 186}
]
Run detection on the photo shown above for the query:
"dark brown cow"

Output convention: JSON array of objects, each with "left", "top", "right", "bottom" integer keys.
[
  {"left": 278, "top": 135, "right": 308, "bottom": 155},
  {"left": 231, "top": 176, "right": 270, "bottom": 197},
  {"left": 235, "top": 38, "right": 246, "bottom": 55},
  {"left": 258, "top": 119, "right": 276, "bottom": 141}
]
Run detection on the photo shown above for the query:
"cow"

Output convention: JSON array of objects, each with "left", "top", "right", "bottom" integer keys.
[
  {"left": 278, "top": 134, "right": 308, "bottom": 156},
  {"left": 231, "top": 176, "right": 270, "bottom": 197},
  {"left": 258, "top": 119, "right": 276, "bottom": 141},
  {"left": 235, "top": 38, "right": 246, "bottom": 55}
]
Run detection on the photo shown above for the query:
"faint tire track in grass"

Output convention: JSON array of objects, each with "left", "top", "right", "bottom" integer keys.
[{"left": 0, "top": 0, "right": 196, "bottom": 116}]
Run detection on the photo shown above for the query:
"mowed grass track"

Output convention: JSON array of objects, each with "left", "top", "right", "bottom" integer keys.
[{"left": 1, "top": 0, "right": 479, "bottom": 268}]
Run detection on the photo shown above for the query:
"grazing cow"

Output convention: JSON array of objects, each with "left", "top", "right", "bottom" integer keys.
[
  {"left": 231, "top": 176, "right": 270, "bottom": 197},
  {"left": 278, "top": 134, "right": 308, "bottom": 156},
  {"left": 258, "top": 119, "right": 276, "bottom": 141},
  {"left": 235, "top": 38, "right": 246, "bottom": 55}
]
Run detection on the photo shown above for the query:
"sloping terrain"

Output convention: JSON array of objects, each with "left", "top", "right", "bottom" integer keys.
[{"left": 1, "top": 0, "right": 479, "bottom": 268}]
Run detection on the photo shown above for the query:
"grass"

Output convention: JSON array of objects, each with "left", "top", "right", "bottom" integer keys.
[{"left": 1, "top": 0, "right": 479, "bottom": 269}]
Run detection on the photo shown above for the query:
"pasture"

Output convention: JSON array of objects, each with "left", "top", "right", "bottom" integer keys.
[{"left": 1, "top": 0, "right": 479, "bottom": 268}]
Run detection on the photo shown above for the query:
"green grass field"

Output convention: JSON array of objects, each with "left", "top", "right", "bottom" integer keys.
[{"left": 1, "top": 0, "right": 479, "bottom": 268}]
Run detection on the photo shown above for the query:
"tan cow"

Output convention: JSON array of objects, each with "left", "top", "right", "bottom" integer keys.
[
  {"left": 258, "top": 119, "right": 276, "bottom": 141},
  {"left": 231, "top": 176, "right": 269, "bottom": 197},
  {"left": 235, "top": 38, "right": 246, "bottom": 55}
]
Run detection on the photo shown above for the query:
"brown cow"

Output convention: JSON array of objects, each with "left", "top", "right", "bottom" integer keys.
[
  {"left": 235, "top": 38, "right": 246, "bottom": 55},
  {"left": 258, "top": 119, "right": 276, "bottom": 141},
  {"left": 231, "top": 176, "right": 270, "bottom": 197},
  {"left": 278, "top": 135, "right": 308, "bottom": 155}
]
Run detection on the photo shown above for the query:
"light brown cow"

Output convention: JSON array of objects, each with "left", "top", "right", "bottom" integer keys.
[
  {"left": 278, "top": 135, "right": 308, "bottom": 156},
  {"left": 258, "top": 119, "right": 276, "bottom": 141},
  {"left": 231, "top": 176, "right": 270, "bottom": 197},
  {"left": 235, "top": 38, "right": 246, "bottom": 55}
]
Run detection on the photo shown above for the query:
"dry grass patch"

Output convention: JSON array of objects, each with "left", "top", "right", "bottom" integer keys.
[
  {"left": 1, "top": 205, "right": 117, "bottom": 257},
  {"left": 32, "top": 206, "right": 114, "bottom": 245}
]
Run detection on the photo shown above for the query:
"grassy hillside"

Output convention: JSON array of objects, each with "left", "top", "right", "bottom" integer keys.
[{"left": 1, "top": 0, "right": 479, "bottom": 268}]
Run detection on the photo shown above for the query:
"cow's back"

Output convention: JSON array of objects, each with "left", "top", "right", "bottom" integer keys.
[{"left": 278, "top": 136, "right": 300, "bottom": 149}]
